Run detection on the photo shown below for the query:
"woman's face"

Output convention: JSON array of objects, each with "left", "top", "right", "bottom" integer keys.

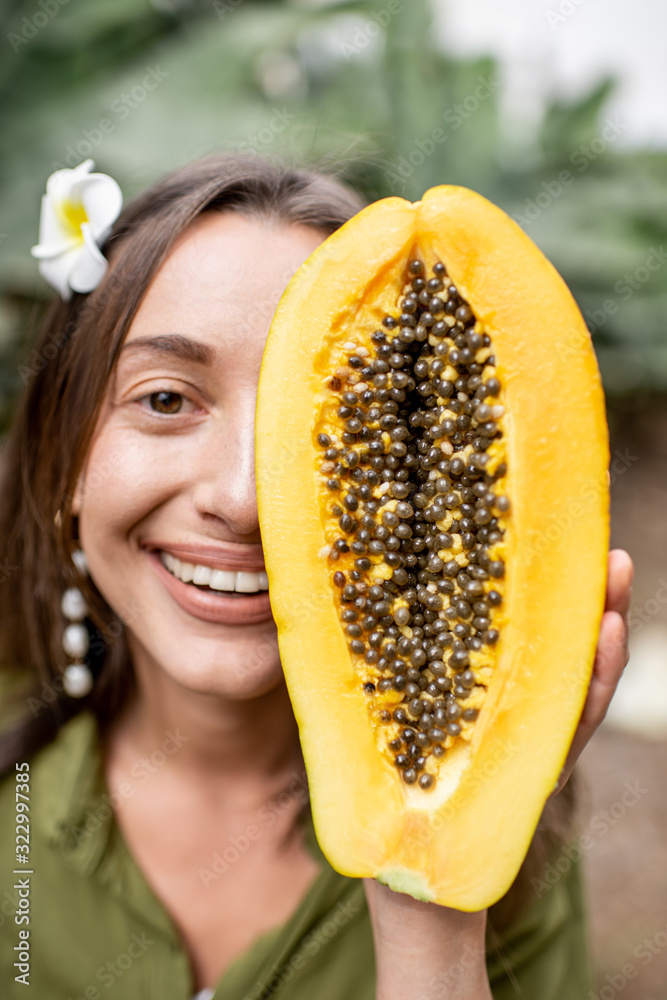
[{"left": 75, "top": 212, "right": 325, "bottom": 699}]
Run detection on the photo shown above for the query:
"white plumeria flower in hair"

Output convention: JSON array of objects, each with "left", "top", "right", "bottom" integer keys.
[{"left": 31, "top": 159, "right": 122, "bottom": 300}]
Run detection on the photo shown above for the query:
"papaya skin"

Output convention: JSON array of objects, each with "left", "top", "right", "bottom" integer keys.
[{"left": 255, "top": 185, "right": 609, "bottom": 910}]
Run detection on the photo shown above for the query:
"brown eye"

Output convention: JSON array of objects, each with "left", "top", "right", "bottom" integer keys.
[{"left": 149, "top": 391, "right": 183, "bottom": 414}]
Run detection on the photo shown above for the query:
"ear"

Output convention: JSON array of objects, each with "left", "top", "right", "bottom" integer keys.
[{"left": 71, "top": 475, "right": 84, "bottom": 516}]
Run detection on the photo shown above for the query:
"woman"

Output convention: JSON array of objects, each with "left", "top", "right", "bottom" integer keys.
[{"left": 0, "top": 154, "right": 632, "bottom": 999}]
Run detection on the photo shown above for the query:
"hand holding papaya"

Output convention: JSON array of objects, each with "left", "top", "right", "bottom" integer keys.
[{"left": 363, "top": 548, "right": 632, "bottom": 999}]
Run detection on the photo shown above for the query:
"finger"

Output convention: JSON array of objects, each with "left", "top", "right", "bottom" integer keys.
[
  {"left": 553, "top": 608, "right": 628, "bottom": 794},
  {"left": 552, "top": 551, "right": 632, "bottom": 798},
  {"left": 580, "top": 608, "right": 628, "bottom": 729},
  {"left": 606, "top": 549, "right": 634, "bottom": 618}
]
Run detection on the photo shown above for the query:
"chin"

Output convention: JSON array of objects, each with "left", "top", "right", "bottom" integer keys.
[
  {"left": 174, "top": 663, "right": 286, "bottom": 701},
  {"left": 126, "top": 626, "right": 285, "bottom": 701}
]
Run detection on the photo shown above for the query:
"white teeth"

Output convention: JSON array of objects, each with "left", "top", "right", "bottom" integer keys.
[
  {"left": 192, "top": 565, "right": 212, "bottom": 586},
  {"left": 209, "top": 570, "right": 236, "bottom": 591},
  {"left": 235, "top": 571, "right": 260, "bottom": 593},
  {"left": 159, "top": 552, "right": 269, "bottom": 593}
]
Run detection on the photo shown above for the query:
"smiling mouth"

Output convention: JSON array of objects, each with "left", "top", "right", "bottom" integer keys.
[{"left": 159, "top": 551, "right": 269, "bottom": 595}]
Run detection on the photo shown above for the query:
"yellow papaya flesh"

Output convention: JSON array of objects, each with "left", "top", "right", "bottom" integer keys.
[{"left": 255, "top": 185, "right": 609, "bottom": 910}]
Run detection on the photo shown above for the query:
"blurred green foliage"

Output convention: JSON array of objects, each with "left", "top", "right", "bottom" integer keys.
[{"left": 0, "top": 0, "right": 665, "bottom": 424}]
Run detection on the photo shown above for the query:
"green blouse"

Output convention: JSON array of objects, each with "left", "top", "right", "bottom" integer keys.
[{"left": 0, "top": 711, "right": 591, "bottom": 999}]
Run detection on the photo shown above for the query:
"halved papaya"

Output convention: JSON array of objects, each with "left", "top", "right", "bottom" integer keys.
[{"left": 255, "top": 185, "right": 609, "bottom": 910}]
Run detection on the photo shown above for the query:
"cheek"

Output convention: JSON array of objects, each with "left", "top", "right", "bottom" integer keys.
[{"left": 78, "top": 426, "right": 177, "bottom": 537}]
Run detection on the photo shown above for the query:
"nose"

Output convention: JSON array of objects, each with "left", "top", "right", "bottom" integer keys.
[{"left": 191, "top": 397, "right": 260, "bottom": 539}]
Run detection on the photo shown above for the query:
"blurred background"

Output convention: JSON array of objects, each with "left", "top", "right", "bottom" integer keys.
[{"left": 1, "top": 0, "right": 665, "bottom": 994}]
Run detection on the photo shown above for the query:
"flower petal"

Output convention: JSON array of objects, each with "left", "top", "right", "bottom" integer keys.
[
  {"left": 37, "top": 247, "right": 82, "bottom": 301},
  {"left": 46, "top": 159, "right": 95, "bottom": 204},
  {"left": 76, "top": 173, "right": 123, "bottom": 242},
  {"left": 68, "top": 222, "right": 108, "bottom": 294},
  {"left": 31, "top": 193, "right": 81, "bottom": 259}
]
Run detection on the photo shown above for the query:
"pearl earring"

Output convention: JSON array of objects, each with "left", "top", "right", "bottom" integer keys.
[{"left": 61, "top": 548, "right": 93, "bottom": 698}]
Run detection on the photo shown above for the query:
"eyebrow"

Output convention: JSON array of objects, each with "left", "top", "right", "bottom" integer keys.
[{"left": 120, "top": 334, "right": 215, "bottom": 366}]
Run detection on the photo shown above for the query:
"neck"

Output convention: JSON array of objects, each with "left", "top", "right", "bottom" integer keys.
[{"left": 108, "top": 639, "right": 304, "bottom": 798}]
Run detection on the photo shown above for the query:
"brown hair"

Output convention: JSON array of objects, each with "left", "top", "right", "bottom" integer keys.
[
  {"left": 0, "top": 152, "right": 578, "bottom": 933},
  {"left": 0, "top": 153, "right": 365, "bottom": 769}
]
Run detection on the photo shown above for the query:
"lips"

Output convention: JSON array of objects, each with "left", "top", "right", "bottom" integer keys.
[
  {"left": 147, "top": 541, "right": 267, "bottom": 572},
  {"left": 145, "top": 545, "right": 273, "bottom": 626}
]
